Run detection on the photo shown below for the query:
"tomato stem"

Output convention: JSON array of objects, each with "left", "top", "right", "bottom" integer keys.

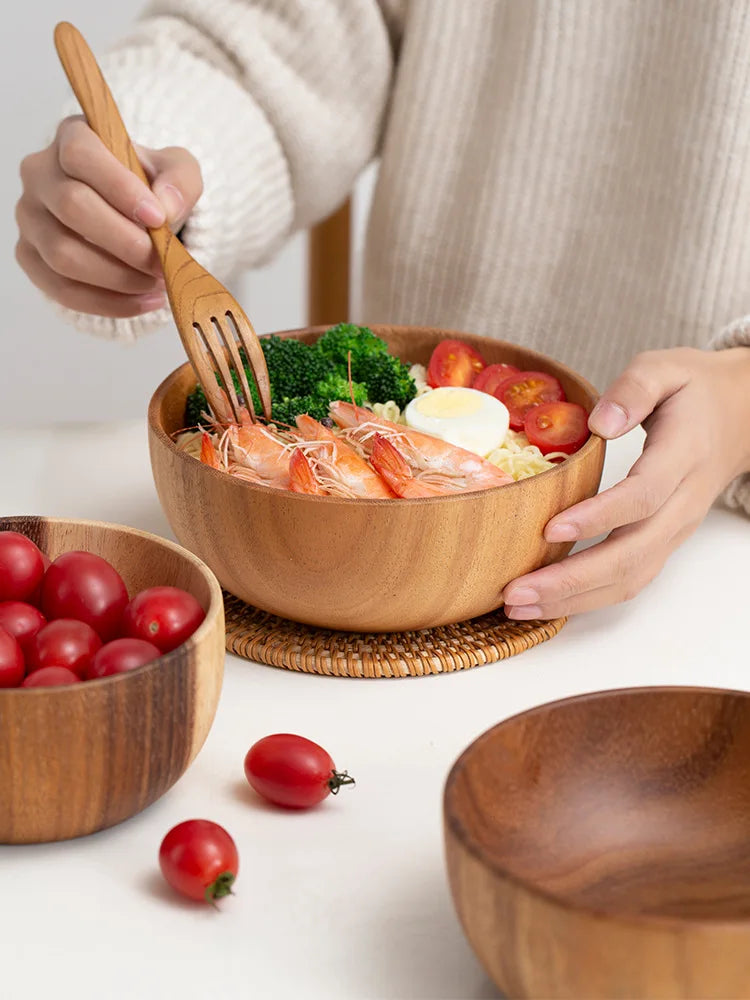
[
  {"left": 204, "top": 871, "right": 236, "bottom": 904},
  {"left": 328, "top": 769, "right": 355, "bottom": 795}
]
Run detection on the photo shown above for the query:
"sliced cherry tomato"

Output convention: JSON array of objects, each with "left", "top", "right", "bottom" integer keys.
[
  {"left": 472, "top": 363, "right": 521, "bottom": 394},
  {"left": 42, "top": 552, "right": 128, "bottom": 642},
  {"left": 0, "top": 627, "right": 25, "bottom": 688},
  {"left": 493, "top": 370, "right": 566, "bottom": 430},
  {"left": 159, "top": 820, "right": 239, "bottom": 903},
  {"left": 26, "top": 619, "right": 102, "bottom": 678},
  {"left": 524, "top": 401, "right": 591, "bottom": 455},
  {"left": 22, "top": 666, "right": 81, "bottom": 688},
  {"left": 122, "top": 587, "right": 205, "bottom": 653},
  {"left": 244, "top": 734, "right": 355, "bottom": 809},
  {"left": 87, "top": 638, "right": 161, "bottom": 679},
  {"left": 0, "top": 532, "right": 45, "bottom": 603},
  {"left": 427, "top": 340, "right": 486, "bottom": 388},
  {"left": 0, "top": 602, "right": 47, "bottom": 656}
]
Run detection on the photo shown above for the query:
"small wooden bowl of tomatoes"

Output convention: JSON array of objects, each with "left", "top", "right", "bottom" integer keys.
[
  {"left": 0, "top": 516, "right": 225, "bottom": 844},
  {"left": 149, "top": 325, "right": 606, "bottom": 632}
]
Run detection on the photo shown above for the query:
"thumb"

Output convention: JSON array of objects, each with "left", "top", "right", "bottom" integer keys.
[
  {"left": 589, "top": 350, "right": 689, "bottom": 439},
  {"left": 136, "top": 144, "right": 203, "bottom": 230}
]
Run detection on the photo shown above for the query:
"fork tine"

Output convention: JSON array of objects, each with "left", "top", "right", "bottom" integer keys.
[
  {"left": 212, "top": 316, "right": 258, "bottom": 423},
  {"left": 225, "top": 307, "right": 273, "bottom": 419},
  {"left": 196, "top": 320, "right": 243, "bottom": 424},
  {"left": 183, "top": 331, "right": 234, "bottom": 425}
]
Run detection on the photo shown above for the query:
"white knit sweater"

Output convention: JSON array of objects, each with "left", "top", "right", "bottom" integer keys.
[{"left": 64, "top": 0, "right": 750, "bottom": 511}]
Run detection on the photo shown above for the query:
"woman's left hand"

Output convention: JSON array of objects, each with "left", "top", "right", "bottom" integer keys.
[{"left": 502, "top": 346, "right": 750, "bottom": 619}]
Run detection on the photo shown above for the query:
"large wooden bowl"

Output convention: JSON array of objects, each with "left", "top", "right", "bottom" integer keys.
[
  {"left": 148, "top": 325, "right": 605, "bottom": 632},
  {"left": 0, "top": 516, "right": 225, "bottom": 844},
  {"left": 444, "top": 687, "right": 750, "bottom": 999}
]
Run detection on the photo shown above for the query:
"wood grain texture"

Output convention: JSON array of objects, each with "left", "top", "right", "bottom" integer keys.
[
  {"left": 53, "top": 21, "right": 272, "bottom": 423},
  {"left": 444, "top": 687, "right": 750, "bottom": 999},
  {"left": 308, "top": 199, "right": 351, "bottom": 325},
  {"left": 149, "top": 325, "right": 605, "bottom": 632},
  {"left": 0, "top": 517, "right": 225, "bottom": 844}
]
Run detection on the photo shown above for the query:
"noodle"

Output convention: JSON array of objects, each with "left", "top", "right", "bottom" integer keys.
[{"left": 486, "top": 430, "right": 567, "bottom": 480}]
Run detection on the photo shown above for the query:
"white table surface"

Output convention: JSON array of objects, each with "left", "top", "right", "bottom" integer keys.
[{"left": 1, "top": 420, "right": 748, "bottom": 1000}]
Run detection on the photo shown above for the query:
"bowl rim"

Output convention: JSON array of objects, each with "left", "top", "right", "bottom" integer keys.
[
  {"left": 0, "top": 515, "right": 224, "bottom": 695},
  {"left": 148, "top": 324, "right": 606, "bottom": 508},
  {"left": 444, "top": 684, "right": 750, "bottom": 930}
]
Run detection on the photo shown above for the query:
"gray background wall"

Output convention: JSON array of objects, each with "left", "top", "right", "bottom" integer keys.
[{"left": 2, "top": 2, "right": 373, "bottom": 426}]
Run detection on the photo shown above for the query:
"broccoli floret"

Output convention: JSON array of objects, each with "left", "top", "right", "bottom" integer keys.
[
  {"left": 270, "top": 374, "right": 368, "bottom": 427},
  {"left": 314, "top": 372, "right": 368, "bottom": 409},
  {"left": 314, "top": 323, "right": 390, "bottom": 369},
  {"left": 259, "top": 335, "right": 332, "bottom": 399},
  {"left": 185, "top": 384, "right": 208, "bottom": 427},
  {"left": 271, "top": 395, "right": 324, "bottom": 426},
  {"left": 183, "top": 327, "right": 391, "bottom": 428},
  {"left": 356, "top": 353, "right": 417, "bottom": 409}
]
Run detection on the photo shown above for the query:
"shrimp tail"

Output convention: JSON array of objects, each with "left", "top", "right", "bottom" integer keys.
[
  {"left": 289, "top": 447, "right": 327, "bottom": 495},
  {"left": 200, "top": 432, "right": 221, "bottom": 469},
  {"left": 370, "top": 435, "right": 437, "bottom": 498}
]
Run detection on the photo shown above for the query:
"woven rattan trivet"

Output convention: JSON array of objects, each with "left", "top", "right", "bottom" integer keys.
[{"left": 223, "top": 593, "right": 566, "bottom": 678}]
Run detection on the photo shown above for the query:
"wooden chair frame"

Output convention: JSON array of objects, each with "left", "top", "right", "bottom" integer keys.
[{"left": 307, "top": 198, "right": 352, "bottom": 326}]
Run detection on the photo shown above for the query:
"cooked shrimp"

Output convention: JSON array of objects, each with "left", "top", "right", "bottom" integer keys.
[
  {"left": 369, "top": 435, "right": 453, "bottom": 498},
  {"left": 294, "top": 414, "right": 394, "bottom": 498},
  {"left": 289, "top": 447, "right": 327, "bottom": 495},
  {"left": 329, "top": 402, "right": 513, "bottom": 494},
  {"left": 214, "top": 422, "right": 295, "bottom": 489}
]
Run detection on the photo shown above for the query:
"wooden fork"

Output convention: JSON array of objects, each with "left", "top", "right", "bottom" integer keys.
[{"left": 53, "top": 21, "right": 272, "bottom": 425}]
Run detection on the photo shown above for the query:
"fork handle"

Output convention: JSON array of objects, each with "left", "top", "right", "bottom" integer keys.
[{"left": 53, "top": 21, "right": 173, "bottom": 263}]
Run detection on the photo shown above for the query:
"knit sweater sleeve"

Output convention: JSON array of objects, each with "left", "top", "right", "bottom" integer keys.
[
  {"left": 62, "top": 0, "right": 401, "bottom": 343},
  {"left": 708, "top": 317, "right": 750, "bottom": 515}
]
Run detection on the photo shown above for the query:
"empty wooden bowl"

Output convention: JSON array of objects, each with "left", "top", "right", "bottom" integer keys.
[
  {"left": 148, "top": 325, "right": 605, "bottom": 632},
  {"left": 444, "top": 687, "right": 750, "bottom": 999},
  {"left": 0, "top": 516, "right": 225, "bottom": 844}
]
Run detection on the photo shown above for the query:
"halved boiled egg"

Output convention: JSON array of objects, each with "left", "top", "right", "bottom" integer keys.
[{"left": 404, "top": 387, "right": 510, "bottom": 457}]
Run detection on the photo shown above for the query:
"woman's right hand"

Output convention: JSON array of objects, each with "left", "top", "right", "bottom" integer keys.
[{"left": 15, "top": 116, "right": 203, "bottom": 318}]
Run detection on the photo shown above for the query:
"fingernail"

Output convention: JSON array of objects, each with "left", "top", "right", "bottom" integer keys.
[
  {"left": 139, "top": 292, "right": 167, "bottom": 312},
  {"left": 134, "top": 197, "right": 166, "bottom": 227},
  {"left": 506, "top": 605, "right": 542, "bottom": 620},
  {"left": 157, "top": 184, "right": 185, "bottom": 225},
  {"left": 589, "top": 401, "right": 628, "bottom": 437},
  {"left": 504, "top": 586, "right": 539, "bottom": 606},
  {"left": 545, "top": 522, "right": 578, "bottom": 542}
]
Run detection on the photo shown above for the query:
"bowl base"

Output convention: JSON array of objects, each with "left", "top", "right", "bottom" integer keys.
[{"left": 223, "top": 592, "right": 565, "bottom": 678}]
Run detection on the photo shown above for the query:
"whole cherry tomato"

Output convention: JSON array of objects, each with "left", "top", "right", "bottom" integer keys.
[
  {"left": 27, "top": 553, "right": 51, "bottom": 609},
  {"left": 0, "top": 532, "right": 46, "bottom": 603},
  {"left": 244, "top": 734, "right": 355, "bottom": 809},
  {"left": 122, "top": 587, "right": 205, "bottom": 653},
  {"left": 26, "top": 619, "right": 102, "bottom": 678},
  {"left": 87, "top": 638, "right": 161, "bottom": 679},
  {"left": 0, "top": 627, "right": 25, "bottom": 688},
  {"left": 0, "top": 602, "right": 46, "bottom": 656},
  {"left": 22, "top": 666, "right": 81, "bottom": 688},
  {"left": 42, "top": 551, "right": 128, "bottom": 641},
  {"left": 159, "top": 820, "right": 239, "bottom": 903}
]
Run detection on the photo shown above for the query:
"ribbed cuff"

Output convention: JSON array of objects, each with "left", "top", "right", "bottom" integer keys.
[
  {"left": 56, "top": 20, "right": 294, "bottom": 343},
  {"left": 708, "top": 316, "right": 750, "bottom": 515}
]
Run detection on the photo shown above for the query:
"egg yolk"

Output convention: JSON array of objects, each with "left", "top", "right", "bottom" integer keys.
[{"left": 412, "top": 390, "right": 484, "bottom": 418}]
